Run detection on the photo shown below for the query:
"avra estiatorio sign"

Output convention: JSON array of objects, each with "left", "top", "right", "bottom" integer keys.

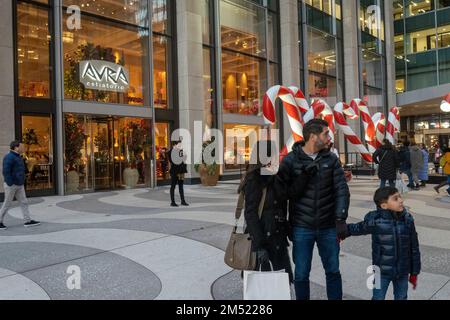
[{"left": 79, "top": 60, "right": 130, "bottom": 93}]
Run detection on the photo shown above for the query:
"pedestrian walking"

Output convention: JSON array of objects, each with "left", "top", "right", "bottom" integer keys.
[
  {"left": 373, "top": 139, "right": 399, "bottom": 188},
  {"left": 278, "top": 119, "right": 350, "bottom": 300},
  {"left": 346, "top": 187, "right": 421, "bottom": 300},
  {"left": 434, "top": 148, "right": 450, "bottom": 195},
  {"left": 410, "top": 143, "right": 424, "bottom": 189},
  {"left": 398, "top": 141, "right": 416, "bottom": 190},
  {"left": 168, "top": 140, "right": 189, "bottom": 207},
  {"left": 418, "top": 144, "right": 429, "bottom": 187},
  {"left": 0, "top": 141, "right": 40, "bottom": 231}
]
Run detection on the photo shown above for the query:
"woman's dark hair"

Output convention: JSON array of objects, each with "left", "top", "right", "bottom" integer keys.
[{"left": 238, "top": 140, "right": 275, "bottom": 193}]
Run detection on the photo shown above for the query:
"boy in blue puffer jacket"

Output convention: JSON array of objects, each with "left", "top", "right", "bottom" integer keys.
[{"left": 346, "top": 186, "right": 421, "bottom": 300}]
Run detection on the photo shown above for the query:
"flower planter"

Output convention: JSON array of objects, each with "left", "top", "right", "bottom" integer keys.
[
  {"left": 123, "top": 168, "right": 139, "bottom": 188},
  {"left": 66, "top": 170, "right": 80, "bottom": 193},
  {"left": 198, "top": 164, "right": 220, "bottom": 186}
]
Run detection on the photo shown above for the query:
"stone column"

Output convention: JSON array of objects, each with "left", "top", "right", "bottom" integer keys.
[
  {"left": 176, "top": 0, "right": 210, "bottom": 181},
  {"left": 341, "top": 0, "right": 363, "bottom": 156},
  {"left": 279, "top": 0, "right": 301, "bottom": 147},
  {"left": 384, "top": 2, "right": 397, "bottom": 109},
  {"left": 0, "top": 0, "right": 15, "bottom": 195}
]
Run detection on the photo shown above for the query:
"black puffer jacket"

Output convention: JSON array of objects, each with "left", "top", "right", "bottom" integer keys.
[
  {"left": 347, "top": 209, "right": 421, "bottom": 278},
  {"left": 168, "top": 148, "right": 188, "bottom": 176},
  {"left": 243, "top": 170, "right": 308, "bottom": 282},
  {"left": 373, "top": 145, "right": 399, "bottom": 180},
  {"left": 279, "top": 142, "right": 350, "bottom": 229}
]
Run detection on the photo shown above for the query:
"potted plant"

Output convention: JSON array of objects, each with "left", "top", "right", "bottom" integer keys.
[
  {"left": 64, "top": 115, "right": 86, "bottom": 193},
  {"left": 194, "top": 139, "right": 220, "bottom": 186},
  {"left": 123, "top": 120, "right": 149, "bottom": 188}
]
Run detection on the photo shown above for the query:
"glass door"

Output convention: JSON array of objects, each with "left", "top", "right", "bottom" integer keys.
[
  {"left": 91, "top": 116, "right": 114, "bottom": 191},
  {"left": 21, "top": 114, "right": 55, "bottom": 195}
]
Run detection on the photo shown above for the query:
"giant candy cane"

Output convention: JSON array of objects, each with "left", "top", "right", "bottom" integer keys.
[
  {"left": 333, "top": 102, "right": 373, "bottom": 163},
  {"left": 386, "top": 107, "right": 400, "bottom": 145},
  {"left": 372, "top": 112, "right": 386, "bottom": 148},
  {"left": 354, "top": 99, "right": 377, "bottom": 154}
]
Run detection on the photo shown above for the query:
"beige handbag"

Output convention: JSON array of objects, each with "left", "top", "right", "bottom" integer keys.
[{"left": 224, "top": 187, "right": 267, "bottom": 270}]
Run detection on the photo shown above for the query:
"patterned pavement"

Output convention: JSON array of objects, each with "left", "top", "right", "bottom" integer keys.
[{"left": 0, "top": 178, "right": 449, "bottom": 300}]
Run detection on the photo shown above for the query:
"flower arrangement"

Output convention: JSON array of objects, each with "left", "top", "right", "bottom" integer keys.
[{"left": 194, "top": 138, "right": 219, "bottom": 176}]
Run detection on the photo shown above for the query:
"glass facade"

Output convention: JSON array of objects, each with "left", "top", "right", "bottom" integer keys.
[
  {"left": 62, "top": 0, "right": 149, "bottom": 106},
  {"left": 17, "top": 1, "right": 52, "bottom": 98},
  {"left": 300, "top": 0, "right": 344, "bottom": 107},
  {"left": 359, "top": 0, "right": 386, "bottom": 115},
  {"left": 394, "top": 1, "right": 450, "bottom": 92},
  {"left": 220, "top": 0, "right": 279, "bottom": 116}
]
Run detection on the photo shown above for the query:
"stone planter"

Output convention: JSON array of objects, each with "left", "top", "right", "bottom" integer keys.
[
  {"left": 198, "top": 164, "right": 220, "bottom": 186},
  {"left": 66, "top": 170, "right": 80, "bottom": 193},
  {"left": 123, "top": 168, "right": 139, "bottom": 188}
]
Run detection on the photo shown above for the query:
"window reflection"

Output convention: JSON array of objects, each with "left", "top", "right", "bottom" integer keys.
[
  {"left": 405, "top": 0, "right": 434, "bottom": 16},
  {"left": 152, "top": 0, "right": 170, "bottom": 35},
  {"left": 153, "top": 35, "right": 170, "bottom": 109},
  {"left": 22, "top": 115, "right": 53, "bottom": 191},
  {"left": 224, "top": 124, "right": 260, "bottom": 170},
  {"left": 155, "top": 122, "right": 170, "bottom": 180},
  {"left": 17, "top": 2, "right": 51, "bottom": 98},
  {"left": 222, "top": 51, "right": 266, "bottom": 116},
  {"left": 307, "top": 27, "right": 337, "bottom": 76}
]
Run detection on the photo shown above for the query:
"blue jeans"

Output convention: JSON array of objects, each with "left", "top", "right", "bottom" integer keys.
[
  {"left": 372, "top": 275, "right": 409, "bottom": 300},
  {"left": 292, "top": 227, "right": 342, "bottom": 300},
  {"left": 380, "top": 179, "right": 395, "bottom": 188}
]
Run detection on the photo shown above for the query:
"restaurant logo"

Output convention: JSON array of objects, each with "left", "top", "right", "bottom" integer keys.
[{"left": 79, "top": 60, "right": 130, "bottom": 93}]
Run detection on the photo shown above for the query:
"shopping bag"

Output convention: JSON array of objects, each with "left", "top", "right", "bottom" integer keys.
[
  {"left": 395, "top": 173, "right": 409, "bottom": 194},
  {"left": 243, "top": 268, "right": 291, "bottom": 300}
]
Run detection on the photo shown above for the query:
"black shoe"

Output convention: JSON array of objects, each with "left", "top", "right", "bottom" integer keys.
[
  {"left": 24, "top": 220, "right": 41, "bottom": 228},
  {"left": 181, "top": 201, "right": 189, "bottom": 206},
  {"left": 170, "top": 202, "right": 179, "bottom": 207},
  {"left": 0, "top": 223, "right": 6, "bottom": 231}
]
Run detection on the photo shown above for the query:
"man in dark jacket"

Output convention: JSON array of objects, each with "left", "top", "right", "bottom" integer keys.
[
  {"left": 347, "top": 187, "right": 421, "bottom": 300},
  {"left": 0, "top": 141, "right": 40, "bottom": 230},
  {"left": 278, "top": 119, "right": 350, "bottom": 300},
  {"left": 373, "top": 139, "right": 399, "bottom": 188}
]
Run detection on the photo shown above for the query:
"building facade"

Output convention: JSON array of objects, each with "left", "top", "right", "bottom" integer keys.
[
  {"left": 394, "top": 0, "right": 450, "bottom": 163},
  {"left": 0, "top": 0, "right": 396, "bottom": 198}
]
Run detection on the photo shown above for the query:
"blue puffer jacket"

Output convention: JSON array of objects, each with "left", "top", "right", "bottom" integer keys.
[
  {"left": 2, "top": 151, "right": 26, "bottom": 186},
  {"left": 348, "top": 208, "right": 421, "bottom": 278}
]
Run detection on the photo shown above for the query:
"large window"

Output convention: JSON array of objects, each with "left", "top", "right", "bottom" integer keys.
[
  {"left": 62, "top": 1, "right": 149, "bottom": 106},
  {"left": 220, "top": 0, "right": 278, "bottom": 116},
  {"left": 224, "top": 123, "right": 260, "bottom": 170},
  {"left": 301, "top": 0, "right": 344, "bottom": 107},
  {"left": 21, "top": 115, "right": 54, "bottom": 191},
  {"left": 16, "top": 2, "right": 51, "bottom": 98},
  {"left": 153, "top": 0, "right": 174, "bottom": 110},
  {"left": 359, "top": 0, "right": 386, "bottom": 115}
]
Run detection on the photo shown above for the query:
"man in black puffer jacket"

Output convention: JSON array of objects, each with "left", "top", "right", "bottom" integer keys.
[
  {"left": 347, "top": 187, "right": 421, "bottom": 300},
  {"left": 278, "top": 119, "right": 350, "bottom": 300}
]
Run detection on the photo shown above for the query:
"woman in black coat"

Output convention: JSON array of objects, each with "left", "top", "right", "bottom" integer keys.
[
  {"left": 373, "top": 139, "right": 399, "bottom": 188},
  {"left": 239, "top": 141, "right": 309, "bottom": 283}
]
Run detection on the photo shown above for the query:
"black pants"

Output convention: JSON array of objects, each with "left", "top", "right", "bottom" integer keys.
[{"left": 170, "top": 174, "right": 185, "bottom": 203}]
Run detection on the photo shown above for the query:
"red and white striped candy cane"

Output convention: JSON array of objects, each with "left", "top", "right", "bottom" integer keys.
[
  {"left": 441, "top": 93, "right": 450, "bottom": 112},
  {"left": 372, "top": 112, "right": 386, "bottom": 148},
  {"left": 386, "top": 107, "right": 400, "bottom": 145},
  {"left": 355, "top": 99, "right": 377, "bottom": 154},
  {"left": 334, "top": 102, "right": 373, "bottom": 163},
  {"left": 263, "top": 85, "right": 307, "bottom": 157},
  {"left": 304, "top": 99, "right": 336, "bottom": 143}
]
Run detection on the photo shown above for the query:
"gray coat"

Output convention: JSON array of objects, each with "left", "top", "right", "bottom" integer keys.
[{"left": 409, "top": 146, "right": 423, "bottom": 174}]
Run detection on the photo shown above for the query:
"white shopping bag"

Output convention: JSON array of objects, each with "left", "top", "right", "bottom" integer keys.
[
  {"left": 395, "top": 173, "right": 409, "bottom": 194},
  {"left": 243, "top": 268, "right": 291, "bottom": 300}
]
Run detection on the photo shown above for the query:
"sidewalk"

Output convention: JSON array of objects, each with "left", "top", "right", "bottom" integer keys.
[{"left": 0, "top": 179, "right": 449, "bottom": 300}]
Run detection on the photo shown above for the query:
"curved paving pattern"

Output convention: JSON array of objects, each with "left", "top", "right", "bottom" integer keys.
[{"left": 0, "top": 180, "right": 449, "bottom": 299}]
